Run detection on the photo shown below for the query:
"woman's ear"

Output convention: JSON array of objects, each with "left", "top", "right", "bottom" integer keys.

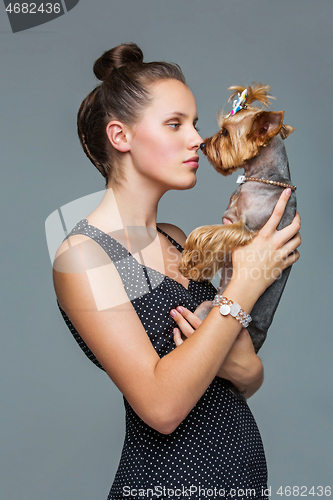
[{"left": 106, "top": 121, "right": 131, "bottom": 152}]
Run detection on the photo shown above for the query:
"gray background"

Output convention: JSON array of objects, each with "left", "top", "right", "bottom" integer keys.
[{"left": 1, "top": 1, "right": 332, "bottom": 499}]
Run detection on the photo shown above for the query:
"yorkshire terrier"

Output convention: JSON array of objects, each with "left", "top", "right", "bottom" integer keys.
[{"left": 181, "top": 83, "right": 297, "bottom": 352}]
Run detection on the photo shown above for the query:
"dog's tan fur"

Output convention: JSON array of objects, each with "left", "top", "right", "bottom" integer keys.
[{"left": 180, "top": 219, "right": 256, "bottom": 281}]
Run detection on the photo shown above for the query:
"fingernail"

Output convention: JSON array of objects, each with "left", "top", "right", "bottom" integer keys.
[
  {"left": 176, "top": 306, "right": 183, "bottom": 314},
  {"left": 173, "top": 328, "right": 178, "bottom": 335},
  {"left": 285, "top": 188, "right": 291, "bottom": 196},
  {"left": 170, "top": 310, "right": 177, "bottom": 318}
]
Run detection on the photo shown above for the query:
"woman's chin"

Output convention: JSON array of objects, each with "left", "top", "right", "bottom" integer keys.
[{"left": 175, "top": 174, "right": 197, "bottom": 191}]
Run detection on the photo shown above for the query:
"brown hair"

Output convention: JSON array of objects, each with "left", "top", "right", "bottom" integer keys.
[{"left": 77, "top": 43, "right": 187, "bottom": 186}]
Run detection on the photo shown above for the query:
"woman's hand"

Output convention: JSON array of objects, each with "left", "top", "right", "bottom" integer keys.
[
  {"left": 230, "top": 188, "right": 301, "bottom": 300},
  {"left": 171, "top": 306, "right": 202, "bottom": 346},
  {"left": 171, "top": 306, "right": 264, "bottom": 398}
]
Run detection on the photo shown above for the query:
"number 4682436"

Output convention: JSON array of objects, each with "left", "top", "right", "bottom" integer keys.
[
  {"left": 5, "top": 3, "right": 61, "bottom": 14},
  {"left": 277, "top": 486, "right": 331, "bottom": 496}
]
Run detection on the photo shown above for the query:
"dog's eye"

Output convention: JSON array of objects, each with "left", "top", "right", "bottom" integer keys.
[{"left": 221, "top": 128, "right": 229, "bottom": 137}]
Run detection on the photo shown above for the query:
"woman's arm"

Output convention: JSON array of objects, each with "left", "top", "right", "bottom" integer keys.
[
  {"left": 54, "top": 189, "right": 300, "bottom": 434},
  {"left": 216, "top": 328, "right": 264, "bottom": 398},
  {"left": 173, "top": 311, "right": 263, "bottom": 398}
]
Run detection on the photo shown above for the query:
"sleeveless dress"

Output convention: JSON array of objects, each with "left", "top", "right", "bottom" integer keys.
[{"left": 58, "top": 219, "right": 268, "bottom": 499}]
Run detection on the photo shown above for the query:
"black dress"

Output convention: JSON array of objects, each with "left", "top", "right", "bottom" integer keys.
[{"left": 58, "top": 219, "right": 268, "bottom": 499}]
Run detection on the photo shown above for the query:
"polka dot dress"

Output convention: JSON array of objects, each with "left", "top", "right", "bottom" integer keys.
[{"left": 58, "top": 219, "right": 268, "bottom": 499}]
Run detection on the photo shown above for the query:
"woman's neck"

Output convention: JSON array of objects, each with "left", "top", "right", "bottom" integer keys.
[
  {"left": 111, "top": 183, "right": 160, "bottom": 228},
  {"left": 87, "top": 176, "right": 165, "bottom": 234}
]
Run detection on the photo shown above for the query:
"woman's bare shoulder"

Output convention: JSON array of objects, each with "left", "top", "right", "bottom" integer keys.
[
  {"left": 53, "top": 232, "right": 121, "bottom": 313},
  {"left": 157, "top": 223, "right": 187, "bottom": 247},
  {"left": 53, "top": 233, "right": 110, "bottom": 274}
]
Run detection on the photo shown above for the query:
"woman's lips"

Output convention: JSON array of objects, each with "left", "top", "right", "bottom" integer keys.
[
  {"left": 223, "top": 217, "right": 233, "bottom": 225},
  {"left": 184, "top": 157, "right": 199, "bottom": 169}
]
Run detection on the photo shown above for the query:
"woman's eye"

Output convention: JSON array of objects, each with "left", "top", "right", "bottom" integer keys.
[
  {"left": 194, "top": 125, "right": 200, "bottom": 132},
  {"left": 169, "top": 123, "right": 180, "bottom": 130}
]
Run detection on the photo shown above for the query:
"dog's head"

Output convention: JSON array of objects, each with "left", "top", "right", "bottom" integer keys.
[{"left": 201, "top": 83, "right": 294, "bottom": 176}]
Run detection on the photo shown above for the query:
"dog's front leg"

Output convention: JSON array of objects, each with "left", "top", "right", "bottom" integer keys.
[{"left": 193, "top": 301, "right": 214, "bottom": 321}]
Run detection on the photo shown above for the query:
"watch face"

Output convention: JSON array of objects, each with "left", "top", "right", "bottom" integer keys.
[{"left": 220, "top": 304, "right": 231, "bottom": 316}]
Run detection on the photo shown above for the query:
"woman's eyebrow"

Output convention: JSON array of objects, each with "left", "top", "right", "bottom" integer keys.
[
  {"left": 165, "top": 112, "right": 187, "bottom": 118},
  {"left": 165, "top": 112, "right": 199, "bottom": 121}
]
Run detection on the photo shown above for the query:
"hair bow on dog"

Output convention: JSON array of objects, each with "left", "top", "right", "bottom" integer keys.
[{"left": 230, "top": 89, "right": 248, "bottom": 116}]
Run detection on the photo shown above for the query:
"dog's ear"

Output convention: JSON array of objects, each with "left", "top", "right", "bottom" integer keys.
[
  {"left": 279, "top": 124, "right": 295, "bottom": 140},
  {"left": 248, "top": 111, "right": 284, "bottom": 146}
]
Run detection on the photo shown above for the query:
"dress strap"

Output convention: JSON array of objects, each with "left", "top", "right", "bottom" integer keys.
[
  {"left": 156, "top": 226, "right": 184, "bottom": 253},
  {"left": 64, "top": 218, "right": 130, "bottom": 263},
  {"left": 66, "top": 219, "right": 184, "bottom": 257},
  {"left": 65, "top": 218, "right": 163, "bottom": 299}
]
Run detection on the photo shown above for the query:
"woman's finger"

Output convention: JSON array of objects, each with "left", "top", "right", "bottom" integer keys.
[
  {"left": 275, "top": 214, "right": 301, "bottom": 247},
  {"left": 170, "top": 309, "right": 195, "bottom": 337},
  {"left": 260, "top": 188, "right": 292, "bottom": 237},
  {"left": 283, "top": 249, "right": 300, "bottom": 269},
  {"left": 175, "top": 306, "right": 203, "bottom": 330},
  {"left": 281, "top": 232, "right": 301, "bottom": 258},
  {"left": 173, "top": 328, "right": 184, "bottom": 347},
  {"left": 266, "top": 235, "right": 300, "bottom": 278}
]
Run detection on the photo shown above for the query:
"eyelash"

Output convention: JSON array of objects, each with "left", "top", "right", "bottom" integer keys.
[
  {"left": 169, "top": 123, "right": 181, "bottom": 130},
  {"left": 168, "top": 123, "right": 200, "bottom": 132}
]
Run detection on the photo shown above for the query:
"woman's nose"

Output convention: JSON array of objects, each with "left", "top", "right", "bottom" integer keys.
[{"left": 191, "top": 130, "right": 203, "bottom": 150}]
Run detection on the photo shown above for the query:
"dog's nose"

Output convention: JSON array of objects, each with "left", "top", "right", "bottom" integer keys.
[{"left": 200, "top": 142, "right": 206, "bottom": 151}]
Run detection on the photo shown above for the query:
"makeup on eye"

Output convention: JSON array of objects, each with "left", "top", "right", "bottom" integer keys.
[
  {"left": 167, "top": 120, "right": 200, "bottom": 132},
  {"left": 168, "top": 122, "right": 181, "bottom": 130}
]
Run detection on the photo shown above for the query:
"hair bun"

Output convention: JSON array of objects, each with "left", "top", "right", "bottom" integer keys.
[{"left": 93, "top": 43, "right": 144, "bottom": 81}]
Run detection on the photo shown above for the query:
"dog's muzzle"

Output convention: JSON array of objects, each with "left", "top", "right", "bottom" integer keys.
[{"left": 200, "top": 142, "right": 206, "bottom": 151}]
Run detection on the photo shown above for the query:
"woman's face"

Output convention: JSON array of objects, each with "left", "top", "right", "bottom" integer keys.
[{"left": 128, "top": 79, "right": 203, "bottom": 192}]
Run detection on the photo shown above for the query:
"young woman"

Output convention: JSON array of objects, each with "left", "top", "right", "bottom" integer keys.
[{"left": 53, "top": 43, "right": 301, "bottom": 499}]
